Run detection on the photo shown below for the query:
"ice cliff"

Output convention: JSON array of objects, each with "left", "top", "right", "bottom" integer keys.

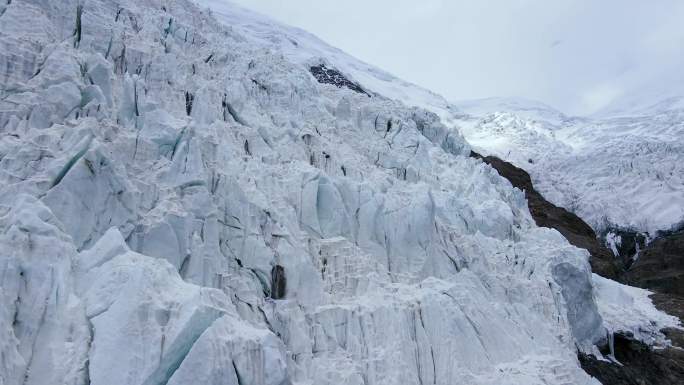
[{"left": 0, "top": 1, "right": 677, "bottom": 385}]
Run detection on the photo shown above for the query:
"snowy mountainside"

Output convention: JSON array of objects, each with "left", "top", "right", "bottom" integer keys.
[
  {"left": 455, "top": 97, "right": 576, "bottom": 127},
  {"left": 0, "top": 1, "right": 678, "bottom": 385},
  {"left": 194, "top": 0, "right": 461, "bottom": 122},
  {"left": 457, "top": 97, "right": 684, "bottom": 236},
  {"left": 596, "top": 95, "right": 684, "bottom": 118}
]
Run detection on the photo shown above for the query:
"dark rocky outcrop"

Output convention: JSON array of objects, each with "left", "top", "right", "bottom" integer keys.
[
  {"left": 579, "top": 333, "right": 684, "bottom": 385},
  {"left": 578, "top": 227, "right": 684, "bottom": 385},
  {"left": 270, "top": 264, "right": 286, "bottom": 299},
  {"left": 625, "top": 230, "right": 684, "bottom": 296},
  {"left": 607, "top": 228, "right": 648, "bottom": 269},
  {"left": 470, "top": 151, "right": 622, "bottom": 279},
  {"left": 471, "top": 151, "right": 684, "bottom": 385},
  {"left": 310, "top": 64, "right": 370, "bottom": 96},
  {"left": 651, "top": 293, "right": 684, "bottom": 348}
]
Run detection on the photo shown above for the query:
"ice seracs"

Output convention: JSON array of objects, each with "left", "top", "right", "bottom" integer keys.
[
  {"left": 0, "top": 1, "right": 678, "bottom": 384},
  {"left": 0, "top": 195, "right": 90, "bottom": 385}
]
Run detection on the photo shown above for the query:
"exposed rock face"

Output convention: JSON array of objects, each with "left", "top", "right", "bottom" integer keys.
[
  {"left": 270, "top": 265, "right": 286, "bottom": 299},
  {"left": 310, "top": 64, "right": 370, "bottom": 96},
  {"left": 579, "top": 333, "right": 684, "bottom": 385},
  {"left": 605, "top": 228, "right": 648, "bottom": 269},
  {"left": 626, "top": 230, "right": 684, "bottom": 296},
  {"left": 470, "top": 151, "right": 622, "bottom": 280}
]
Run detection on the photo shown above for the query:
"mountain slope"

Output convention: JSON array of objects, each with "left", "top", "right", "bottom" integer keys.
[
  {"left": 0, "top": 1, "right": 678, "bottom": 385},
  {"left": 459, "top": 97, "right": 684, "bottom": 384},
  {"left": 470, "top": 151, "right": 622, "bottom": 280},
  {"left": 457, "top": 97, "right": 684, "bottom": 237},
  {"left": 471, "top": 151, "right": 684, "bottom": 384},
  {"left": 195, "top": 0, "right": 461, "bottom": 121}
]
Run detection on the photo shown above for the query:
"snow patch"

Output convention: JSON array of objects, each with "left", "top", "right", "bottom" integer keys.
[{"left": 592, "top": 274, "right": 681, "bottom": 347}]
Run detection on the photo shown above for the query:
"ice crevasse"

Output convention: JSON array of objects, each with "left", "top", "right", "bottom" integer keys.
[{"left": 0, "top": 1, "right": 678, "bottom": 385}]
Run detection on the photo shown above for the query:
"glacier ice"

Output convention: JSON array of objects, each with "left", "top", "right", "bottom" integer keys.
[
  {"left": 456, "top": 97, "right": 684, "bottom": 235},
  {"left": 592, "top": 273, "right": 680, "bottom": 347},
  {"left": 0, "top": 1, "right": 678, "bottom": 385}
]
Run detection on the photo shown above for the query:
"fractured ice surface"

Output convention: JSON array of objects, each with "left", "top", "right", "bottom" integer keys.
[{"left": 0, "top": 0, "right": 676, "bottom": 384}]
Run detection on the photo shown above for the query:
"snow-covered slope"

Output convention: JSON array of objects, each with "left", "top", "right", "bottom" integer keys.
[
  {"left": 456, "top": 97, "right": 574, "bottom": 127},
  {"left": 195, "top": 0, "right": 461, "bottom": 122},
  {"left": 0, "top": 1, "right": 678, "bottom": 385},
  {"left": 457, "top": 97, "right": 684, "bottom": 236}
]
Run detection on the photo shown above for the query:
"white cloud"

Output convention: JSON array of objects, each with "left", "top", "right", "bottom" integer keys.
[
  {"left": 580, "top": 83, "right": 623, "bottom": 114},
  {"left": 229, "top": 0, "right": 684, "bottom": 115}
]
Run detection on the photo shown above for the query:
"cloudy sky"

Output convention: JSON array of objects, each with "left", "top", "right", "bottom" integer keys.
[{"left": 229, "top": 0, "right": 684, "bottom": 115}]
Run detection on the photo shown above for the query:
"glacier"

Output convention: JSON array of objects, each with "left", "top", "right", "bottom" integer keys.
[
  {"left": 0, "top": 1, "right": 679, "bottom": 385},
  {"left": 456, "top": 97, "right": 684, "bottom": 237}
]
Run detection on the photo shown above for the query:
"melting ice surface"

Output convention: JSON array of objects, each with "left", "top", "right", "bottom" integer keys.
[{"left": 0, "top": 1, "right": 679, "bottom": 384}]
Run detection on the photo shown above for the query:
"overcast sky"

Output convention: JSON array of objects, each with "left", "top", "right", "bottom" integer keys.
[{"left": 230, "top": 0, "right": 684, "bottom": 115}]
